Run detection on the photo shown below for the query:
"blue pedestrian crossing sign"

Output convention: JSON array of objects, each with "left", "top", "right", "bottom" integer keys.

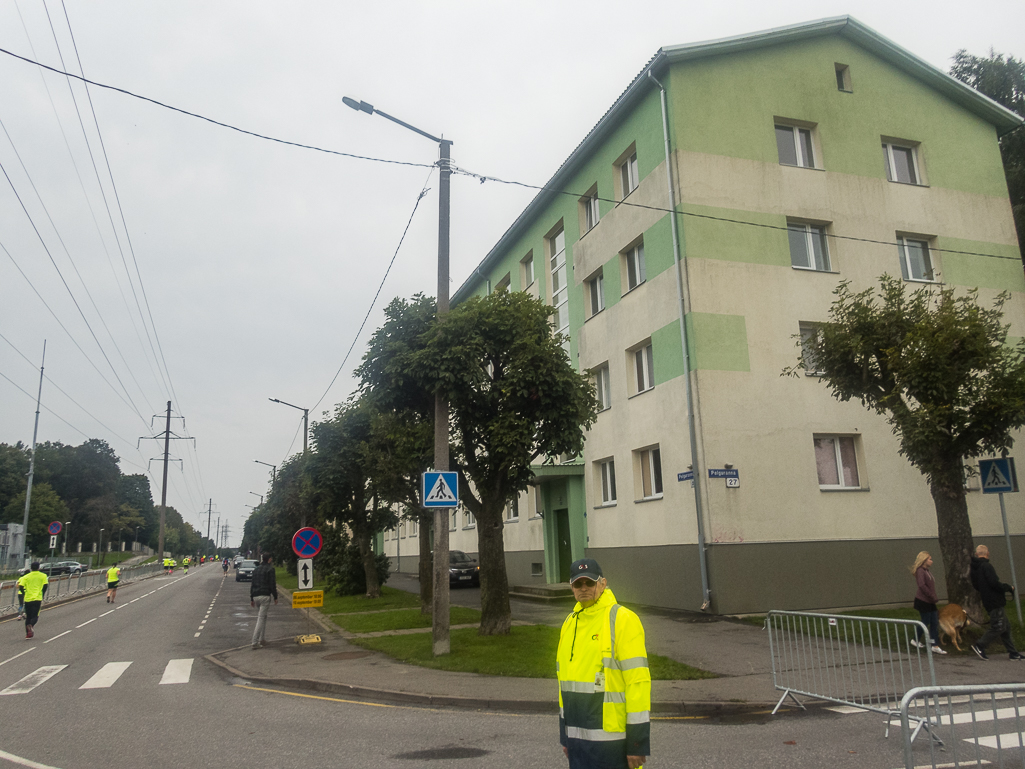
[
  {"left": 423, "top": 471, "right": 458, "bottom": 508},
  {"left": 979, "top": 458, "right": 1018, "bottom": 494}
]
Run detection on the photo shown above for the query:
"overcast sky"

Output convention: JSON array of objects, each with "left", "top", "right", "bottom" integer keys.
[{"left": 1, "top": 0, "right": 1022, "bottom": 548}]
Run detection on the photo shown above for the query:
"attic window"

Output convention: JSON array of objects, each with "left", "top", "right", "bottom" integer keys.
[{"left": 835, "top": 64, "right": 852, "bottom": 92}]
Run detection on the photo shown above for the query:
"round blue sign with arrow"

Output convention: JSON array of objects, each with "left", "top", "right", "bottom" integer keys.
[
  {"left": 48, "top": 521, "right": 63, "bottom": 535},
  {"left": 292, "top": 527, "right": 323, "bottom": 558}
]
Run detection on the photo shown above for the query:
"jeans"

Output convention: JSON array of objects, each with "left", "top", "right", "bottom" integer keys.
[
  {"left": 252, "top": 595, "right": 272, "bottom": 646},
  {"left": 917, "top": 609, "right": 939, "bottom": 645},
  {"left": 977, "top": 606, "right": 1018, "bottom": 654}
]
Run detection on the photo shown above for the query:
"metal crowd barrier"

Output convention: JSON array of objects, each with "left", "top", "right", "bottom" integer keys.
[
  {"left": 767, "top": 610, "right": 937, "bottom": 730},
  {"left": 900, "top": 684, "right": 1025, "bottom": 768},
  {"left": 0, "top": 561, "right": 164, "bottom": 616}
]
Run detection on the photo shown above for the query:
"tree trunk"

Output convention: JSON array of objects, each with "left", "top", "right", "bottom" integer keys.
[
  {"left": 476, "top": 499, "right": 512, "bottom": 635},
  {"left": 357, "top": 529, "right": 381, "bottom": 599},
  {"left": 418, "top": 513, "right": 433, "bottom": 615},
  {"left": 929, "top": 460, "right": 984, "bottom": 621}
]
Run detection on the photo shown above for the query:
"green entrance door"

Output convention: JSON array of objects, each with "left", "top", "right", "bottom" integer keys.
[{"left": 555, "top": 508, "right": 572, "bottom": 583}]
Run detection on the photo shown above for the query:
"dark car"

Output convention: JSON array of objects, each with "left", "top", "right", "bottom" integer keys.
[
  {"left": 449, "top": 550, "right": 480, "bottom": 587},
  {"left": 18, "top": 562, "right": 63, "bottom": 576},
  {"left": 54, "top": 561, "right": 88, "bottom": 575},
  {"left": 235, "top": 560, "right": 258, "bottom": 582}
]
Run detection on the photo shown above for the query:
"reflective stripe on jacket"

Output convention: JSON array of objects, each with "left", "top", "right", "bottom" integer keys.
[{"left": 557, "top": 588, "right": 651, "bottom": 763}]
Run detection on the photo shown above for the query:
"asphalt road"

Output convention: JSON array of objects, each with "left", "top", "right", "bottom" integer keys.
[{"left": 0, "top": 566, "right": 1016, "bottom": 768}]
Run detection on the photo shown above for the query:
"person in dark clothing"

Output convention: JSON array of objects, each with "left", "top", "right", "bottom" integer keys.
[
  {"left": 970, "top": 545, "right": 1023, "bottom": 660},
  {"left": 250, "top": 554, "right": 278, "bottom": 649}
]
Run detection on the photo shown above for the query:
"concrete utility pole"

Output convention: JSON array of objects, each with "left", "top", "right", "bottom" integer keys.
[{"left": 20, "top": 341, "right": 45, "bottom": 567}]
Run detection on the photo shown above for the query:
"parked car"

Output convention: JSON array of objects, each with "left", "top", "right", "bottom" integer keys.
[
  {"left": 449, "top": 550, "right": 480, "bottom": 587},
  {"left": 235, "top": 560, "right": 258, "bottom": 582},
  {"left": 54, "top": 561, "right": 88, "bottom": 575},
  {"left": 18, "top": 562, "right": 63, "bottom": 576}
]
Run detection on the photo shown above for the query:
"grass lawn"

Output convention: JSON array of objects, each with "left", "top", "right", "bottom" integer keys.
[
  {"left": 274, "top": 569, "right": 422, "bottom": 615},
  {"left": 333, "top": 606, "right": 482, "bottom": 633},
  {"left": 351, "top": 624, "right": 716, "bottom": 680}
]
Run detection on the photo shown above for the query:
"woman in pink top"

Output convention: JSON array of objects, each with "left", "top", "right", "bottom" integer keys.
[{"left": 910, "top": 551, "right": 946, "bottom": 654}]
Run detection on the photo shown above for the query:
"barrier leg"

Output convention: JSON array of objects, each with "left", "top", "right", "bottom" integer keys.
[{"left": 772, "top": 689, "right": 806, "bottom": 714}]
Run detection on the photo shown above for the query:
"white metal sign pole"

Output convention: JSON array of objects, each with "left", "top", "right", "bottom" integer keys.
[{"left": 998, "top": 492, "right": 1022, "bottom": 624}]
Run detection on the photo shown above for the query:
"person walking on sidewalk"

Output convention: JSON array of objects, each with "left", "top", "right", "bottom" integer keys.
[
  {"left": 106, "top": 564, "right": 121, "bottom": 603},
  {"left": 557, "top": 558, "right": 650, "bottom": 769},
  {"left": 909, "top": 552, "right": 946, "bottom": 655},
  {"left": 17, "top": 562, "right": 48, "bottom": 639},
  {"left": 970, "top": 545, "right": 1024, "bottom": 660},
  {"left": 250, "top": 554, "right": 278, "bottom": 650}
]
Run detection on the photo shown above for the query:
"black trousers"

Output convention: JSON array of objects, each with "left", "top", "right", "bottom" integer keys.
[
  {"left": 978, "top": 606, "right": 1018, "bottom": 653},
  {"left": 24, "top": 600, "right": 41, "bottom": 628}
]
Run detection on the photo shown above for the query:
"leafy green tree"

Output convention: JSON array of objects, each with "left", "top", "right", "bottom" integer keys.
[
  {"left": 3, "top": 482, "right": 68, "bottom": 554},
  {"left": 412, "top": 289, "right": 599, "bottom": 634},
  {"left": 950, "top": 50, "right": 1025, "bottom": 263},
  {"left": 0, "top": 443, "right": 29, "bottom": 512},
  {"left": 319, "top": 523, "right": 391, "bottom": 596},
  {"left": 788, "top": 276, "right": 1025, "bottom": 614},
  {"left": 357, "top": 294, "right": 437, "bottom": 613}
]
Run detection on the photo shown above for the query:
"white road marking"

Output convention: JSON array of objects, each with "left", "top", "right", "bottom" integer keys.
[
  {"left": 0, "top": 747, "right": 64, "bottom": 769},
  {"left": 0, "top": 665, "right": 67, "bottom": 695},
  {"left": 43, "top": 630, "right": 73, "bottom": 644},
  {"left": 79, "top": 662, "right": 132, "bottom": 689},
  {"left": 76, "top": 618, "right": 97, "bottom": 628},
  {"left": 0, "top": 648, "right": 35, "bottom": 668},
  {"left": 941, "top": 706, "right": 1024, "bottom": 725},
  {"left": 825, "top": 705, "right": 867, "bottom": 714},
  {"left": 99, "top": 610, "right": 114, "bottom": 617},
  {"left": 159, "top": 658, "right": 194, "bottom": 685},
  {"left": 194, "top": 632, "right": 201, "bottom": 637},
  {"left": 973, "top": 733, "right": 1025, "bottom": 749}
]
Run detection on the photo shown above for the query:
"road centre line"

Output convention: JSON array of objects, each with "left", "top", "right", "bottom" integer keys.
[
  {"left": 75, "top": 618, "right": 97, "bottom": 628},
  {"left": 0, "top": 747, "right": 64, "bottom": 769},
  {"left": 43, "top": 630, "right": 73, "bottom": 644},
  {"left": 100, "top": 610, "right": 114, "bottom": 617},
  {"left": 194, "top": 632, "right": 201, "bottom": 637},
  {"left": 0, "top": 648, "right": 35, "bottom": 668}
]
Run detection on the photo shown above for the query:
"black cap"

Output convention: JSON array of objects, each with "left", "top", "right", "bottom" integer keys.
[{"left": 569, "top": 558, "right": 603, "bottom": 584}]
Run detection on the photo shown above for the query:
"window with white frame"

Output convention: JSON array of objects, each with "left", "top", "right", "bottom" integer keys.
[
  {"left": 637, "top": 446, "right": 663, "bottom": 499},
  {"left": 450, "top": 509, "right": 457, "bottom": 531},
  {"left": 619, "top": 152, "right": 639, "bottom": 198},
  {"left": 799, "top": 322, "right": 824, "bottom": 375},
  {"left": 521, "top": 252, "right": 535, "bottom": 289},
  {"left": 494, "top": 272, "right": 510, "bottom": 292},
  {"left": 787, "top": 220, "right": 831, "bottom": 271},
  {"left": 582, "top": 189, "right": 600, "bottom": 232},
  {"left": 624, "top": 243, "right": 645, "bottom": 291},
  {"left": 549, "top": 228, "right": 570, "bottom": 355},
  {"left": 597, "top": 458, "right": 617, "bottom": 505},
  {"left": 633, "top": 343, "right": 654, "bottom": 394},
  {"left": 775, "top": 124, "right": 815, "bottom": 168},
  {"left": 883, "top": 142, "right": 921, "bottom": 185},
  {"left": 814, "top": 435, "right": 861, "bottom": 489},
  {"left": 410, "top": 517, "right": 417, "bottom": 536},
  {"left": 835, "top": 63, "right": 852, "bottom": 92},
  {"left": 532, "top": 486, "right": 544, "bottom": 519},
  {"left": 897, "top": 236, "right": 936, "bottom": 282},
  {"left": 594, "top": 363, "right": 611, "bottom": 411},
  {"left": 587, "top": 269, "right": 605, "bottom": 317},
  {"left": 464, "top": 508, "right": 476, "bottom": 528},
  {"left": 505, "top": 495, "right": 519, "bottom": 521}
]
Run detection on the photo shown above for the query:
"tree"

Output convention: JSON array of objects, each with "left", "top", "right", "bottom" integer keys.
[
  {"left": 3, "top": 482, "right": 68, "bottom": 554},
  {"left": 787, "top": 276, "right": 1025, "bottom": 614},
  {"left": 412, "top": 289, "right": 599, "bottom": 634},
  {"left": 357, "top": 294, "right": 438, "bottom": 613},
  {"left": 950, "top": 50, "right": 1025, "bottom": 263},
  {"left": 0, "top": 443, "right": 29, "bottom": 513}
]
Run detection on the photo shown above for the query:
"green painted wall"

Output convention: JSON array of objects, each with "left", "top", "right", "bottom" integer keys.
[
  {"left": 937, "top": 237, "right": 1025, "bottom": 291},
  {"left": 652, "top": 320, "right": 684, "bottom": 383},
  {"left": 681, "top": 205, "right": 790, "bottom": 266},
  {"left": 666, "top": 37, "right": 1009, "bottom": 198},
  {"left": 685, "top": 313, "right": 751, "bottom": 372}
]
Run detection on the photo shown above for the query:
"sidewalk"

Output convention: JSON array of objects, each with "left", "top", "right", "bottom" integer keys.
[{"left": 207, "top": 574, "right": 1025, "bottom": 715}]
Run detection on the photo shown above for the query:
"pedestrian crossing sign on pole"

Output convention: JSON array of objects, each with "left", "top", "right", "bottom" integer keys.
[
  {"left": 422, "top": 471, "right": 458, "bottom": 508},
  {"left": 980, "top": 458, "right": 1018, "bottom": 494}
]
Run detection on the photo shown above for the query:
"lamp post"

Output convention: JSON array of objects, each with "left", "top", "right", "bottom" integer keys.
[
  {"left": 254, "top": 460, "right": 277, "bottom": 483},
  {"left": 269, "top": 398, "right": 308, "bottom": 454},
  {"left": 249, "top": 492, "right": 263, "bottom": 505},
  {"left": 133, "top": 526, "right": 139, "bottom": 554},
  {"left": 63, "top": 521, "right": 71, "bottom": 556},
  {"left": 343, "top": 95, "right": 452, "bottom": 656},
  {"left": 98, "top": 528, "right": 104, "bottom": 566}
]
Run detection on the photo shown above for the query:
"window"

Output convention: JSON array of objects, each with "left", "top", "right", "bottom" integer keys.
[
  {"left": 787, "top": 221, "right": 830, "bottom": 271},
  {"left": 799, "top": 322, "right": 823, "bottom": 375},
  {"left": 549, "top": 228, "right": 569, "bottom": 355},
  {"left": 532, "top": 486, "right": 544, "bottom": 519},
  {"left": 582, "top": 189, "right": 600, "bottom": 232},
  {"left": 521, "top": 252, "right": 535, "bottom": 288},
  {"left": 638, "top": 447, "right": 663, "bottom": 499},
  {"left": 814, "top": 435, "right": 860, "bottom": 489},
  {"left": 897, "top": 236, "right": 936, "bottom": 282},
  {"left": 633, "top": 343, "right": 654, "bottom": 394},
  {"left": 531, "top": 562, "right": 544, "bottom": 577},
  {"left": 505, "top": 495, "right": 519, "bottom": 521},
  {"left": 624, "top": 243, "right": 646, "bottom": 291},
  {"left": 410, "top": 517, "right": 417, "bottom": 536},
  {"left": 450, "top": 510, "right": 457, "bottom": 531},
  {"left": 835, "top": 64, "right": 851, "bottom": 92},
  {"left": 775, "top": 124, "right": 815, "bottom": 168},
  {"left": 597, "top": 458, "right": 617, "bottom": 504},
  {"left": 619, "top": 152, "right": 639, "bottom": 198},
  {"left": 594, "top": 364, "right": 611, "bottom": 411},
  {"left": 883, "top": 142, "right": 921, "bottom": 185},
  {"left": 587, "top": 270, "right": 605, "bottom": 316},
  {"left": 463, "top": 508, "right": 476, "bottom": 528},
  {"left": 494, "top": 272, "right": 510, "bottom": 292}
]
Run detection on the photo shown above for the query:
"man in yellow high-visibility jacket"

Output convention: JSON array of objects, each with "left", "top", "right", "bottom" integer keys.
[
  {"left": 17, "top": 562, "right": 49, "bottom": 640},
  {"left": 557, "top": 559, "right": 650, "bottom": 769}
]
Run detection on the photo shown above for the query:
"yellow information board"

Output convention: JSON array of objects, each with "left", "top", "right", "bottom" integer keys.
[{"left": 292, "top": 590, "right": 324, "bottom": 609}]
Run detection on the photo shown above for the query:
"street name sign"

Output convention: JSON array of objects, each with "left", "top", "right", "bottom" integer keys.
[
  {"left": 980, "top": 458, "right": 1018, "bottom": 494},
  {"left": 292, "top": 590, "right": 324, "bottom": 609},
  {"left": 291, "top": 527, "right": 323, "bottom": 558},
  {"left": 48, "top": 521, "right": 62, "bottom": 535},
  {"left": 677, "top": 471, "right": 694, "bottom": 482},
  {"left": 297, "top": 558, "right": 314, "bottom": 590},
  {"left": 708, "top": 468, "right": 740, "bottom": 479},
  {"left": 423, "top": 471, "right": 458, "bottom": 508}
]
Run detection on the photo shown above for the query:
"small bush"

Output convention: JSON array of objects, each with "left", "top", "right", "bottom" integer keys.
[{"left": 320, "top": 529, "right": 390, "bottom": 596}]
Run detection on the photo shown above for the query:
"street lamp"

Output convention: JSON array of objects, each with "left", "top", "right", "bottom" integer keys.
[
  {"left": 254, "top": 459, "right": 277, "bottom": 482},
  {"left": 269, "top": 398, "right": 309, "bottom": 453},
  {"left": 63, "top": 520, "right": 71, "bottom": 556},
  {"left": 98, "top": 528, "right": 104, "bottom": 565},
  {"left": 343, "top": 95, "right": 453, "bottom": 657},
  {"left": 249, "top": 492, "right": 263, "bottom": 505},
  {"left": 133, "top": 526, "right": 139, "bottom": 554}
]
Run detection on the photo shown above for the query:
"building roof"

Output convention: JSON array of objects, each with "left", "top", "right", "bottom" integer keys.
[{"left": 452, "top": 16, "right": 1023, "bottom": 304}]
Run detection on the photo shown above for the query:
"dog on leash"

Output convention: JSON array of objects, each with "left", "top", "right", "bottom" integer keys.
[{"left": 938, "top": 604, "right": 971, "bottom": 651}]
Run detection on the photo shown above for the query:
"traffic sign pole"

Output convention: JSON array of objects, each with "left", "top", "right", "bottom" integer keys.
[{"left": 999, "top": 492, "right": 1022, "bottom": 624}]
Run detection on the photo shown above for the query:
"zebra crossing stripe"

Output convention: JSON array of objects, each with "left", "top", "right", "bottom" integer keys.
[
  {"left": 972, "top": 733, "right": 1025, "bottom": 750},
  {"left": 0, "top": 665, "right": 67, "bottom": 696},
  {"left": 159, "top": 658, "right": 194, "bottom": 685},
  {"left": 80, "top": 662, "right": 132, "bottom": 689}
]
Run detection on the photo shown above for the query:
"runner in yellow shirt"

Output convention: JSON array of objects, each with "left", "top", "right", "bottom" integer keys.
[
  {"left": 17, "top": 563, "right": 49, "bottom": 639},
  {"left": 106, "top": 564, "right": 121, "bottom": 603}
]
